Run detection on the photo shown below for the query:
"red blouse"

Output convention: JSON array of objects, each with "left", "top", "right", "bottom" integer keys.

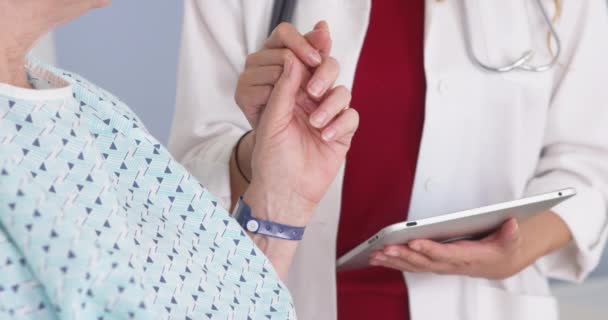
[{"left": 336, "top": 0, "right": 426, "bottom": 319}]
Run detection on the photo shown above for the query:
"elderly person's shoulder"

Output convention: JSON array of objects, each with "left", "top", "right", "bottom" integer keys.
[{"left": 0, "top": 58, "right": 296, "bottom": 319}]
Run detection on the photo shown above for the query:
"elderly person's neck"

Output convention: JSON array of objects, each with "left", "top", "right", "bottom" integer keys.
[
  {"left": 0, "top": 0, "right": 109, "bottom": 89},
  {"left": 0, "top": 37, "right": 34, "bottom": 89},
  {"left": 0, "top": 8, "right": 38, "bottom": 90},
  {"left": 0, "top": 1, "right": 47, "bottom": 89}
]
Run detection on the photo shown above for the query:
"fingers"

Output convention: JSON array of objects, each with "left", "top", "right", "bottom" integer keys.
[
  {"left": 370, "top": 251, "right": 424, "bottom": 272},
  {"left": 246, "top": 48, "right": 298, "bottom": 67},
  {"left": 409, "top": 240, "right": 463, "bottom": 265},
  {"left": 235, "top": 85, "right": 273, "bottom": 112},
  {"left": 307, "top": 56, "right": 340, "bottom": 99},
  {"left": 388, "top": 246, "right": 433, "bottom": 271},
  {"left": 237, "top": 54, "right": 312, "bottom": 127},
  {"left": 235, "top": 66, "right": 281, "bottom": 119},
  {"left": 249, "top": 21, "right": 337, "bottom": 99},
  {"left": 261, "top": 58, "right": 306, "bottom": 125},
  {"left": 370, "top": 246, "right": 451, "bottom": 274},
  {"left": 240, "top": 65, "right": 283, "bottom": 86},
  {"left": 309, "top": 85, "right": 350, "bottom": 128},
  {"left": 244, "top": 49, "right": 313, "bottom": 89},
  {"left": 320, "top": 108, "right": 359, "bottom": 142},
  {"left": 265, "top": 22, "right": 323, "bottom": 67},
  {"left": 368, "top": 220, "right": 525, "bottom": 278},
  {"left": 305, "top": 21, "right": 332, "bottom": 58}
]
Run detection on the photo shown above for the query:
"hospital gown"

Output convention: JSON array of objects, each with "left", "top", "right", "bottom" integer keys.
[{"left": 0, "top": 60, "right": 295, "bottom": 319}]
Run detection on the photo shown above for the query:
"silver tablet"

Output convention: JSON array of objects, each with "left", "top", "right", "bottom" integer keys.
[{"left": 337, "top": 188, "right": 576, "bottom": 271}]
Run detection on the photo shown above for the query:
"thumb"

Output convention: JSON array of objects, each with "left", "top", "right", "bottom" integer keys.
[
  {"left": 260, "top": 57, "right": 305, "bottom": 127},
  {"left": 492, "top": 218, "right": 521, "bottom": 250},
  {"left": 304, "top": 21, "right": 332, "bottom": 58}
]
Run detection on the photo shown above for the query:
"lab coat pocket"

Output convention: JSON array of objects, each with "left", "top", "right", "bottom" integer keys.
[{"left": 472, "top": 285, "right": 559, "bottom": 320}]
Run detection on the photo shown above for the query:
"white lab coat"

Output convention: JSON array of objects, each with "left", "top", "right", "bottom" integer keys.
[{"left": 169, "top": 1, "right": 608, "bottom": 319}]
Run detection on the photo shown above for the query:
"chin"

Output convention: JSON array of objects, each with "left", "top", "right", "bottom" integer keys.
[{"left": 93, "top": 0, "right": 112, "bottom": 9}]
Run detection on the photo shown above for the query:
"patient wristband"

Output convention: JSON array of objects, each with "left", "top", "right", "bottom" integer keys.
[{"left": 233, "top": 197, "right": 305, "bottom": 241}]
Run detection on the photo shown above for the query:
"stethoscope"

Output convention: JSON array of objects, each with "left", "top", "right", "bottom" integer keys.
[{"left": 270, "top": 0, "right": 562, "bottom": 73}]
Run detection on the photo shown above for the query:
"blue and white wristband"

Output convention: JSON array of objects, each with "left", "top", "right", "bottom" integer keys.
[{"left": 233, "top": 197, "right": 306, "bottom": 241}]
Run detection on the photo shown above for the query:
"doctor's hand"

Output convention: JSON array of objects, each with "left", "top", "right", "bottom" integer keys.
[
  {"left": 370, "top": 212, "right": 572, "bottom": 280},
  {"left": 370, "top": 218, "right": 528, "bottom": 280},
  {"left": 235, "top": 21, "right": 339, "bottom": 128}
]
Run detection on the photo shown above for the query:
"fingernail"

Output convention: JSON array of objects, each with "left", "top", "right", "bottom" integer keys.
[
  {"left": 409, "top": 243, "right": 421, "bottom": 251},
  {"left": 308, "top": 78, "right": 326, "bottom": 97},
  {"left": 370, "top": 259, "right": 379, "bottom": 266},
  {"left": 385, "top": 249, "right": 400, "bottom": 257},
  {"left": 322, "top": 128, "right": 335, "bottom": 142},
  {"left": 308, "top": 51, "right": 322, "bottom": 66},
  {"left": 375, "top": 254, "right": 387, "bottom": 262},
  {"left": 310, "top": 111, "right": 327, "bottom": 128}
]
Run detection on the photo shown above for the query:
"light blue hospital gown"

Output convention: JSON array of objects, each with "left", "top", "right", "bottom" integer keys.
[{"left": 0, "top": 61, "right": 295, "bottom": 319}]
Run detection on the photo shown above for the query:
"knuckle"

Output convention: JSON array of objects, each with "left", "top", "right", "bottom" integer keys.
[
  {"left": 280, "top": 49, "right": 295, "bottom": 64},
  {"left": 418, "top": 245, "right": 434, "bottom": 257},
  {"left": 235, "top": 94, "right": 250, "bottom": 109},
  {"left": 400, "top": 250, "right": 415, "bottom": 262},
  {"left": 244, "top": 53, "right": 256, "bottom": 67},
  {"left": 458, "top": 258, "right": 474, "bottom": 269},
  {"left": 262, "top": 86, "right": 273, "bottom": 98},
  {"left": 275, "top": 22, "right": 292, "bottom": 37},
  {"left": 416, "top": 260, "right": 432, "bottom": 269},
  {"left": 270, "top": 65, "right": 283, "bottom": 80},
  {"left": 234, "top": 91, "right": 245, "bottom": 109},
  {"left": 234, "top": 82, "right": 245, "bottom": 105}
]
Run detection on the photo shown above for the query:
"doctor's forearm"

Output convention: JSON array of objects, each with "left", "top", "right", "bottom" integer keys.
[{"left": 515, "top": 211, "right": 573, "bottom": 272}]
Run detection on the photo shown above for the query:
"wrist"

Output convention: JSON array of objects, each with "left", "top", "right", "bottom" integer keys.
[
  {"left": 248, "top": 231, "right": 298, "bottom": 281},
  {"left": 237, "top": 189, "right": 312, "bottom": 281},
  {"left": 243, "top": 182, "right": 316, "bottom": 227}
]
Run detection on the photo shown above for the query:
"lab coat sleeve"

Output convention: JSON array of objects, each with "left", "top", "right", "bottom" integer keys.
[
  {"left": 524, "top": 0, "right": 608, "bottom": 283},
  {"left": 168, "top": 0, "right": 252, "bottom": 208}
]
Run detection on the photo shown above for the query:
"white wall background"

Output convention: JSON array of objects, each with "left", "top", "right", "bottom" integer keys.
[{"left": 35, "top": 1, "right": 608, "bottom": 278}]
